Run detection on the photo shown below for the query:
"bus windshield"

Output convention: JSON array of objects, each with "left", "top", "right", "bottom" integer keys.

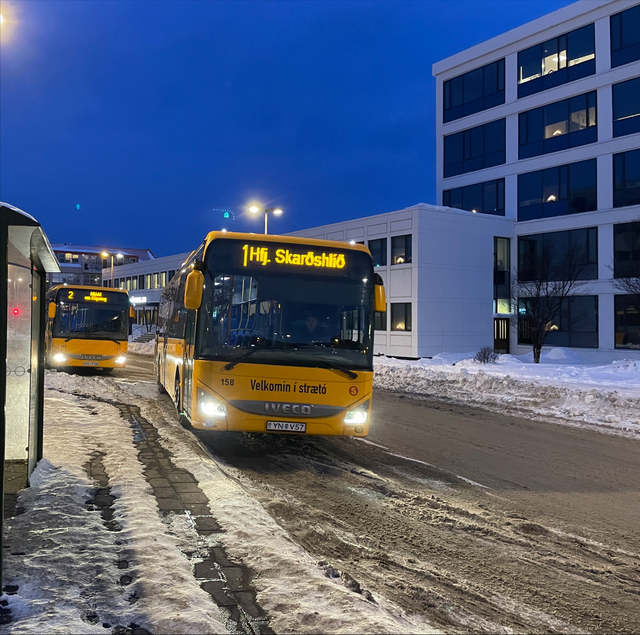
[
  {"left": 53, "top": 290, "right": 129, "bottom": 341},
  {"left": 196, "top": 241, "right": 374, "bottom": 371}
]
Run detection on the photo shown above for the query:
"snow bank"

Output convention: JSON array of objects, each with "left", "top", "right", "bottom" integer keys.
[
  {"left": 374, "top": 350, "right": 640, "bottom": 437},
  {"left": 127, "top": 340, "right": 155, "bottom": 356}
]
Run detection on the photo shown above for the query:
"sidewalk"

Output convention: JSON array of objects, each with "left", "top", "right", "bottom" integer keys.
[
  {"left": 1, "top": 381, "right": 269, "bottom": 635},
  {"left": 2, "top": 372, "right": 428, "bottom": 635}
]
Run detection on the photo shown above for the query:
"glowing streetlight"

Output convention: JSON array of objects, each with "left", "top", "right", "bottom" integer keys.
[
  {"left": 249, "top": 205, "right": 283, "bottom": 235},
  {"left": 101, "top": 251, "right": 124, "bottom": 286}
]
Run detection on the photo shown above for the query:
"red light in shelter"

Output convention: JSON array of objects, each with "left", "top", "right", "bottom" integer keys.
[{"left": 12, "top": 308, "right": 20, "bottom": 316}]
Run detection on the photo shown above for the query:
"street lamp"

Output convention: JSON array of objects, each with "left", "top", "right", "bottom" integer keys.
[
  {"left": 249, "top": 205, "right": 283, "bottom": 235},
  {"left": 101, "top": 251, "right": 124, "bottom": 287}
]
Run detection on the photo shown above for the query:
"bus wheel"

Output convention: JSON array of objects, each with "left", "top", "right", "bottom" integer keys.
[
  {"left": 157, "top": 361, "right": 167, "bottom": 394},
  {"left": 174, "top": 374, "right": 190, "bottom": 428},
  {"left": 174, "top": 374, "right": 181, "bottom": 414}
]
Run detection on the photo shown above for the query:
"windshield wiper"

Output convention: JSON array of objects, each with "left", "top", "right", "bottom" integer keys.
[
  {"left": 311, "top": 361, "right": 358, "bottom": 379},
  {"left": 224, "top": 347, "right": 262, "bottom": 370},
  {"left": 64, "top": 335, "right": 122, "bottom": 344}
]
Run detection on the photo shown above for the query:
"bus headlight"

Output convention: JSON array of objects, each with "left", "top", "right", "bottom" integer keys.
[
  {"left": 115, "top": 356, "right": 126, "bottom": 364},
  {"left": 53, "top": 353, "right": 67, "bottom": 363},
  {"left": 344, "top": 401, "right": 369, "bottom": 424},
  {"left": 198, "top": 388, "right": 227, "bottom": 418}
]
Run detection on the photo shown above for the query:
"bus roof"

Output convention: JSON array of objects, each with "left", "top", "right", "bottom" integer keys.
[{"left": 202, "top": 231, "right": 372, "bottom": 256}]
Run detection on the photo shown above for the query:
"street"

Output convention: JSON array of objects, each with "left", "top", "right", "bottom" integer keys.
[{"left": 111, "top": 354, "right": 640, "bottom": 633}]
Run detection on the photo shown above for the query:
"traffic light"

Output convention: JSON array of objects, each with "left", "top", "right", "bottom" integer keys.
[{"left": 213, "top": 208, "right": 235, "bottom": 222}]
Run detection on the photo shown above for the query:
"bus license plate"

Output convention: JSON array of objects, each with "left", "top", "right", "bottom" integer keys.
[
  {"left": 82, "top": 361, "right": 99, "bottom": 366},
  {"left": 266, "top": 421, "right": 306, "bottom": 433}
]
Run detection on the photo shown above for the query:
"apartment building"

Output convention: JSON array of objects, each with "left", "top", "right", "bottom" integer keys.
[
  {"left": 102, "top": 252, "right": 190, "bottom": 327},
  {"left": 433, "top": 0, "right": 640, "bottom": 361},
  {"left": 49, "top": 243, "right": 154, "bottom": 288}
]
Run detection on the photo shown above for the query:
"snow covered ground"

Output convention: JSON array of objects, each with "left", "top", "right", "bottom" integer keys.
[
  {"left": 373, "top": 349, "right": 640, "bottom": 438},
  {"left": 2, "top": 372, "right": 438, "bottom": 635},
  {"left": 3, "top": 346, "right": 639, "bottom": 633}
]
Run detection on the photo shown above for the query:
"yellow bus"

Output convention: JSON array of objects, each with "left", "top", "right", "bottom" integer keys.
[
  {"left": 156, "top": 231, "right": 385, "bottom": 437},
  {"left": 45, "top": 285, "right": 132, "bottom": 370}
]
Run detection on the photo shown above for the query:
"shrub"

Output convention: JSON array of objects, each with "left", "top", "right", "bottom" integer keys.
[{"left": 474, "top": 346, "right": 498, "bottom": 364}]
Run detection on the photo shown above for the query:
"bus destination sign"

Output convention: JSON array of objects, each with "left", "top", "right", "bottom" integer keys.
[
  {"left": 82, "top": 291, "right": 108, "bottom": 303},
  {"left": 242, "top": 243, "right": 346, "bottom": 270}
]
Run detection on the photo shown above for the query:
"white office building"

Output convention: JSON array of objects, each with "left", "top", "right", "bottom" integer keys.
[
  {"left": 102, "top": 252, "right": 190, "bottom": 329},
  {"left": 433, "top": 0, "right": 640, "bottom": 361},
  {"left": 288, "top": 204, "right": 513, "bottom": 358}
]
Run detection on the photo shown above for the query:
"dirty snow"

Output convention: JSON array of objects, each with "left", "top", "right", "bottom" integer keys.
[{"left": 4, "top": 346, "right": 640, "bottom": 633}]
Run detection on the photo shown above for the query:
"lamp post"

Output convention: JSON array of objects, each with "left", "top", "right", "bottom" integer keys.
[
  {"left": 249, "top": 205, "right": 283, "bottom": 235},
  {"left": 101, "top": 251, "right": 124, "bottom": 287}
]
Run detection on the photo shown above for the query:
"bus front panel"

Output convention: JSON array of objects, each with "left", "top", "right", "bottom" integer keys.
[{"left": 189, "top": 361, "right": 373, "bottom": 436}]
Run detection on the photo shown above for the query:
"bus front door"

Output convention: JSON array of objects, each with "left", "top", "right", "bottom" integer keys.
[{"left": 183, "top": 310, "right": 196, "bottom": 417}]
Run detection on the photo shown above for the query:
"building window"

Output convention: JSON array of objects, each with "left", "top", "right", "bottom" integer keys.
[
  {"left": 519, "top": 92, "right": 597, "bottom": 159},
  {"left": 62, "top": 252, "right": 79, "bottom": 264},
  {"left": 443, "top": 178, "right": 505, "bottom": 216},
  {"left": 103, "top": 280, "right": 109, "bottom": 288},
  {"left": 613, "top": 77, "right": 640, "bottom": 137},
  {"left": 125, "top": 277, "right": 132, "bottom": 291},
  {"left": 615, "top": 295, "right": 640, "bottom": 349},
  {"left": 517, "top": 24, "right": 595, "bottom": 98},
  {"left": 613, "top": 221, "right": 640, "bottom": 279},
  {"left": 51, "top": 273, "right": 81, "bottom": 285},
  {"left": 168, "top": 270, "right": 176, "bottom": 281},
  {"left": 518, "top": 228, "right": 598, "bottom": 283},
  {"left": 443, "top": 59, "right": 505, "bottom": 123},
  {"left": 443, "top": 119, "right": 505, "bottom": 178},
  {"left": 518, "top": 159, "right": 597, "bottom": 221},
  {"left": 153, "top": 272, "right": 159, "bottom": 288},
  {"left": 131, "top": 276, "right": 138, "bottom": 291},
  {"left": 138, "top": 275, "right": 145, "bottom": 290},
  {"left": 494, "top": 237, "right": 511, "bottom": 314},
  {"left": 145, "top": 274, "right": 152, "bottom": 290},
  {"left": 368, "top": 238, "right": 387, "bottom": 267},
  {"left": 128, "top": 256, "right": 137, "bottom": 263},
  {"left": 611, "top": 5, "right": 640, "bottom": 68},
  {"left": 160, "top": 271, "right": 167, "bottom": 287},
  {"left": 374, "top": 307, "right": 387, "bottom": 331},
  {"left": 613, "top": 149, "right": 640, "bottom": 209},
  {"left": 391, "top": 235, "right": 412, "bottom": 265},
  {"left": 518, "top": 296, "right": 598, "bottom": 348},
  {"left": 390, "top": 303, "right": 411, "bottom": 331}
]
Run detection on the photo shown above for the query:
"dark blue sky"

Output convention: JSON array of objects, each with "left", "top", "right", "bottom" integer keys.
[{"left": 1, "top": 0, "right": 573, "bottom": 256}]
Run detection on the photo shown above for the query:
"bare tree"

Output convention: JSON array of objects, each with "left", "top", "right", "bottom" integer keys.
[
  {"left": 611, "top": 220, "right": 640, "bottom": 304},
  {"left": 513, "top": 237, "right": 589, "bottom": 363}
]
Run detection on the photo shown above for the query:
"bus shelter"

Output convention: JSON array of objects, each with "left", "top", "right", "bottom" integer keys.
[{"left": 1, "top": 202, "right": 60, "bottom": 590}]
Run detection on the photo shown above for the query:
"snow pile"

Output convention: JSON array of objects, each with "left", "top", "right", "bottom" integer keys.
[
  {"left": 128, "top": 340, "right": 155, "bottom": 356},
  {"left": 374, "top": 350, "right": 640, "bottom": 436}
]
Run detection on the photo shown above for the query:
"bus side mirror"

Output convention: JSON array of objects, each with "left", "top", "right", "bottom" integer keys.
[
  {"left": 184, "top": 270, "right": 205, "bottom": 310},
  {"left": 48, "top": 302, "right": 56, "bottom": 319},
  {"left": 129, "top": 306, "right": 135, "bottom": 319},
  {"left": 374, "top": 273, "right": 386, "bottom": 313}
]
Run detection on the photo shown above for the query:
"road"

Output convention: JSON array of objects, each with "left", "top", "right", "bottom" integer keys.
[{"left": 120, "top": 355, "right": 640, "bottom": 633}]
